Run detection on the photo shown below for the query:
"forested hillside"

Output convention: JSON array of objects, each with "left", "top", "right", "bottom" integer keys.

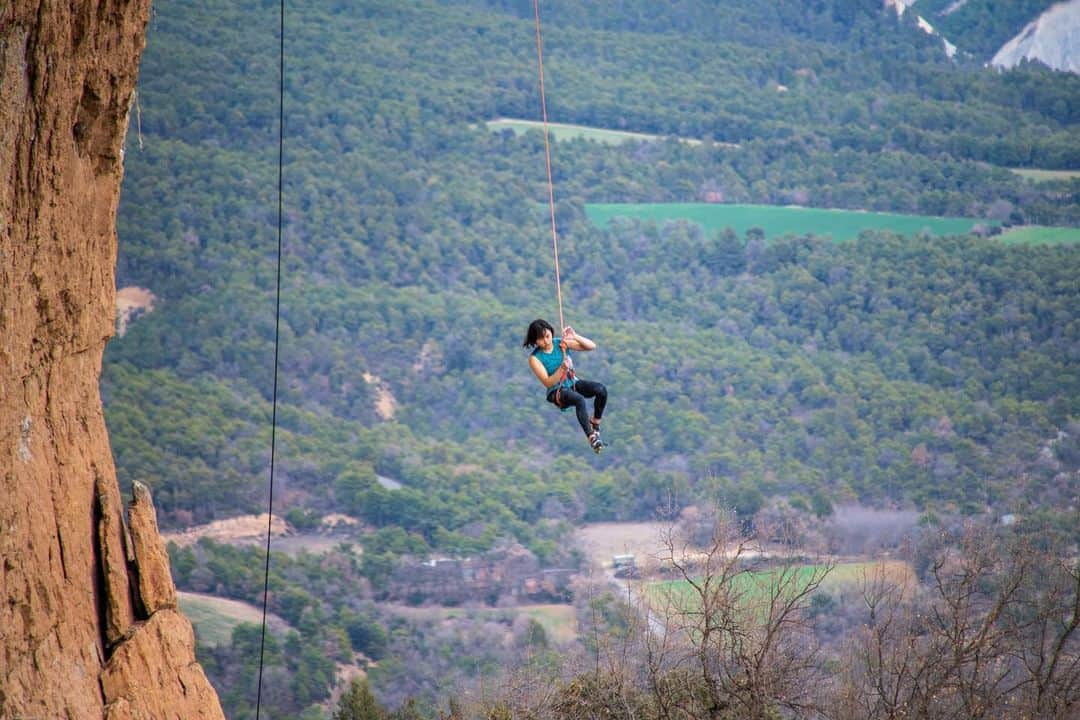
[
  {"left": 109, "top": 0, "right": 1078, "bottom": 535},
  {"left": 105, "top": 1, "right": 1078, "bottom": 713}
]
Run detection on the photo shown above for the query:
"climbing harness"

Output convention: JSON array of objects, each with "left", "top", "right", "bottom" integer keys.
[{"left": 552, "top": 339, "right": 575, "bottom": 408}]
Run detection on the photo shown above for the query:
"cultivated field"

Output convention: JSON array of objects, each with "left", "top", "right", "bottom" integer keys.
[
  {"left": 485, "top": 118, "right": 712, "bottom": 146},
  {"left": 586, "top": 202, "right": 991, "bottom": 242},
  {"left": 645, "top": 560, "right": 915, "bottom": 609},
  {"left": 575, "top": 521, "right": 671, "bottom": 570},
  {"left": 1009, "top": 168, "right": 1080, "bottom": 182},
  {"left": 178, "top": 591, "right": 292, "bottom": 646},
  {"left": 998, "top": 225, "right": 1080, "bottom": 245}
]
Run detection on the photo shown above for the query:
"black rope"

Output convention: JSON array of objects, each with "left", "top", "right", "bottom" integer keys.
[{"left": 255, "top": 0, "right": 285, "bottom": 715}]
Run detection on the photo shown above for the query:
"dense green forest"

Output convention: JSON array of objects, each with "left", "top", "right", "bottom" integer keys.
[
  {"left": 104, "top": 0, "right": 1079, "bottom": 715},
  {"left": 109, "top": 0, "right": 1079, "bottom": 527}
]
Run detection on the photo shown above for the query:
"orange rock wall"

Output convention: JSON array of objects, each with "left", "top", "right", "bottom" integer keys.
[{"left": 0, "top": 1, "right": 224, "bottom": 717}]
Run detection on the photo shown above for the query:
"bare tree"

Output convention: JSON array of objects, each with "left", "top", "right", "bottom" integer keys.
[
  {"left": 471, "top": 575, "right": 652, "bottom": 720},
  {"left": 842, "top": 557, "right": 959, "bottom": 720},
  {"left": 839, "top": 523, "right": 1080, "bottom": 720},
  {"left": 466, "top": 513, "right": 1080, "bottom": 720},
  {"left": 643, "top": 510, "right": 832, "bottom": 719},
  {"left": 1005, "top": 549, "right": 1080, "bottom": 719}
]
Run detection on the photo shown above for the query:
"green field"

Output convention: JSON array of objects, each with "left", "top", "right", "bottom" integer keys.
[
  {"left": 485, "top": 118, "right": 711, "bottom": 146},
  {"left": 1009, "top": 168, "right": 1080, "bottom": 182},
  {"left": 647, "top": 560, "right": 913, "bottom": 609},
  {"left": 586, "top": 202, "right": 993, "bottom": 242},
  {"left": 179, "top": 591, "right": 292, "bottom": 646},
  {"left": 998, "top": 225, "right": 1080, "bottom": 245}
]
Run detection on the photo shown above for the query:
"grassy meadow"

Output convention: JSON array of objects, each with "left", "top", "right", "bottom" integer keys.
[
  {"left": 586, "top": 202, "right": 994, "bottom": 241},
  {"left": 997, "top": 225, "right": 1080, "bottom": 245},
  {"left": 1009, "top": 168, "right": 1080, "bottom": 182},
  {"left": 179, "top": 591, "right": 292, "bottom": 646},
  {"left": 485, "top": 118, "right": 708, "bottom": 146},
  {"left": 645, "top": 560, "right": 914, "bottom": 610}
]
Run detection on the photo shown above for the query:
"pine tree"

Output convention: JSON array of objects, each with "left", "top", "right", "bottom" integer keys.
[{"left": 334, "top": 678, "right": 387, "bottom": 720}]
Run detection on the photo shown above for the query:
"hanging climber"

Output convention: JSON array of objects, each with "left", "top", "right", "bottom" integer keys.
[{"left": 523, "top": 318, "right": 608, "bottom": 453}]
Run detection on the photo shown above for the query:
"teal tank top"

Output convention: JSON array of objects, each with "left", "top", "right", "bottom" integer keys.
[{"left": 532, "top": 338, "right": 574, "bottom": 393}]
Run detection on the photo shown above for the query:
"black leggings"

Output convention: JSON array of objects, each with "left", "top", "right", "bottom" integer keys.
[{"left": 548, "top": 379, "right": 607, "bottom": 437}]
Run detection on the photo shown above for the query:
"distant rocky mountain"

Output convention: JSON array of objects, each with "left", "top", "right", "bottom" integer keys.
[{"left": 992, "top": 0, "right": 1080, "bottom": 73}]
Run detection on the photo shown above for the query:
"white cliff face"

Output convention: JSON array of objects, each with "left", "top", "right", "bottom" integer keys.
[
  {"left": 942, "top": 0, "right": 972, "bottom": 14},
  {"left": 884, "top": 0, "right": 959, "bottom": 57},
  {"left": 992, "top": 0, "right": 1080, "bottom": 74},
  {"left": 884, "top": 0, "right": 917, "bottom": 12}
]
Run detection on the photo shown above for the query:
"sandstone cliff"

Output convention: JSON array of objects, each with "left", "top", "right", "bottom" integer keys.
[{"left": 1, "top": 1, "right": 224, "bottom": 718}]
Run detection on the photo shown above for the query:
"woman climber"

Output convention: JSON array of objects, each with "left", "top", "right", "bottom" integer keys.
[{"left": 523, "top": 318, "right": 608, "bottom": 453}]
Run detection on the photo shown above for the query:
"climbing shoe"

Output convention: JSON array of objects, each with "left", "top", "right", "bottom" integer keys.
[{"left": 589, "top": 432, "right": 604, "bottom": 454}]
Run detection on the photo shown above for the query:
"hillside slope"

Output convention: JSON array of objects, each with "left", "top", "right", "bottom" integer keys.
[{"left": 106, "top": 0, "right": 1079, "bottom": 544}]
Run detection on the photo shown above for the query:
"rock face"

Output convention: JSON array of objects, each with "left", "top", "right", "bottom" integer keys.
[
  {"left": 992, "top": 0, "right": 1080, "bottom": 74},
  {"left": 0, "top": 2, "right": 224, "bottom": 718},
  {"left": 128, "top": 481, "right": 180, "bottom": 615}
]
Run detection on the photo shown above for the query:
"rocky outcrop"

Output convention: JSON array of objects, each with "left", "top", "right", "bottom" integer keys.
[
  {"left": 97, "top": 472, "right": 138, "bottom": 646},
  {"left": 101, "top": 610, "right": 225, "bottom": 720},
  {"left": 0, "top": 1, "right": 224, "bottom": 718},
  {"left": 992, "top": 0, "right": 1080, "bottom": 74},
  {"left": 128, "top": 481, "right": 179, "bottom": 615}
]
